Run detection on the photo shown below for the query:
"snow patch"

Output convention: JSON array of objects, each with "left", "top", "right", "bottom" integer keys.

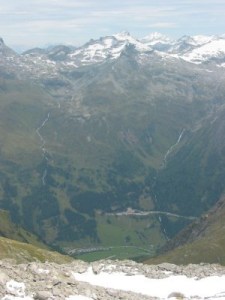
[
  {"left": 191, "top": 35, "right": 217, "bottom": 46},
  {"left": 73, "top": 267, "right": 225, "bottom": 299},
  {"left": 66, "top": 296, "right": 93, "bottom": 300},
  {"left": 2, "top": 296, "right": 33, "bottom": 300},
  {"left": 142, "top": 32, "right": 173, "bottom": 45},
  {"left": 6, "top": 280, "right": 26, "bottom": 297},
  {"left": 182, "top": 39, "right": 225, "bottom": 63},
  {"left": 37, "top": 268, "right": 50, "bottom": 274},
  {"left": 3, "top": 280, "right": 32, "bottom": 300},
  {"left": 113, "top": 31, "right": 132, "bottom": 41}
]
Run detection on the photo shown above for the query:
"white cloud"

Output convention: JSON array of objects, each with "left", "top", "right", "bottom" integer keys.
[{"left": 0, "top": 0, "right": 225, "bottom": 49}]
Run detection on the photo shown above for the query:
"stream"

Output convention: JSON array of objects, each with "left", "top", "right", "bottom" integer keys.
[
  {"left": 163, "top": 129, "right": 185, "bottom": 167},
  {"left": 36, "top": 112, "right": 51, "bottom": 185},
  {"left": 152, "top": 128, "right": 187, "bottom": 240}
]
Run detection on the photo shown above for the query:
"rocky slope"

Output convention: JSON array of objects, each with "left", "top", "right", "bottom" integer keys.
[{"left": 1, "top": 259, "right": 225, "bottom": 299}]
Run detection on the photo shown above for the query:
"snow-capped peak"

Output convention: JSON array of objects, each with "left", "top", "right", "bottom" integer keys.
[
  {"left": 142, "top": 32, "right": 172, "bottom": 43},
  {"left": 141, "top": 32, "right": 174, "bottom": 52},
  {"left": 191, "top": 35, "right": 217, "bottom": 46},
  {"left": 180, "top": 37, "right": 225, "bottom": 64},
  {"left": 113, "top": 31, "right": 131, "bottom": 40},
  {"left": 177, "top": 35, "right": 217, "bottom": 47},
  {"left": 113, "top": 32, "right": 152, "bottom": 52},
  {"left": 2, "top": 31, "right": 225, "bottom": 77},
  {"left": 113, "top": 31, "right": 141, "bottom": 46},
  {"left": 67, "top": 32, "right": 152, "bottom": 66}
]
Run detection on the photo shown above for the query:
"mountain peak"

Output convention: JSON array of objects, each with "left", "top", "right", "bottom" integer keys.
[
  {"left": 143, "top": 32, "right": 169, "bottom": 40},
  {"left": 112, "top": 31, "right": 138, "bottom": 47},
  {"left": 191, "top": 35, "right": 217, "bottom": 45},
  {"left": 177, "top": 35, "right": 216, "bottom": 47},
  {"left": 0, "top": 37, "right": 4, "bottom": 46},
  {"left": 113, "top": 31, "right": 134, "bottom": 42},
  {"left": 0, "top": 37, "right": 18, "bottom": 56}
]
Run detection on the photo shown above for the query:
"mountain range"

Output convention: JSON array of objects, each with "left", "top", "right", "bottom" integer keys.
[
  {"left": 2, "top": 31, "right": 225, "bottom": 76},
  {"left": 1, "top": 32, "right": 225, "bottom": 262}
]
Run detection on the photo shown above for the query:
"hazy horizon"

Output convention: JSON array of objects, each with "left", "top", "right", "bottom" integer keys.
[{"left": 1, "top": 0, "right": 225, "bottom": 51}]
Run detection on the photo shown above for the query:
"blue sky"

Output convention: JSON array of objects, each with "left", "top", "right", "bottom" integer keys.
[{"left": 1, "top": 0, "right": 225, "bottom": 51}]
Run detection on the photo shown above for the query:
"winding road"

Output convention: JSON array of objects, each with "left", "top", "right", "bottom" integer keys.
[{"left": 105, "top": 209, "right": 197, "bottom": 221}]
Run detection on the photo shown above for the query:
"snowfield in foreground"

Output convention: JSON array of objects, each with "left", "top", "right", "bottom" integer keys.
[
  {"left": 1, "top": 260, "right": 225, "bottom": 299},
  {"left": 74, "top": 267, "right": 225, "bottom": 299}
]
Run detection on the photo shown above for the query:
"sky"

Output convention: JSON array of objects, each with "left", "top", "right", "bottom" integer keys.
[{"left": 1, "top": 0, "right": 225, "bottom": 51}]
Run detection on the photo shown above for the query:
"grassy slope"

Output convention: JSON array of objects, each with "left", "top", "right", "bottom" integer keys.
[
  {"left": 0, "top": 236, "right": 73, "bottom": 263},
  {"left": 0, "top": 210, "right": 72, "bottom": 263},
  {"left": 145, "top": 108, "right": 225, "bottom": 265},
  {"left": 0, "top": 209, "right": 47, "bottom": 248},
  {"left": 152, "top": 105, "right": 225, "bottom": 240},
  {"left": 145, "top": 196, "right": 225, "bottom": 265}
]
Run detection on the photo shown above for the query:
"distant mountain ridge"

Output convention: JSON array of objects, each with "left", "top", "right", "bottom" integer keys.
[{"left": 1, "top": 31, "right": 225, "bottom": 78}]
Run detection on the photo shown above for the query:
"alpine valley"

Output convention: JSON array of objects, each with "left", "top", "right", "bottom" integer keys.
[{"left": 1, "top": 31, "right": 225, "bottom": 262}]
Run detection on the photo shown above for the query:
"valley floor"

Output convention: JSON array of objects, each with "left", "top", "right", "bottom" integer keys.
[{"left": 1, "top": 259, "right": 225, "bottom": 299}]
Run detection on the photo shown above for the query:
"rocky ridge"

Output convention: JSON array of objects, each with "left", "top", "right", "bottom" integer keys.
[{"left": 1, "top": 259, "right": 225, "bottom": 299}]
